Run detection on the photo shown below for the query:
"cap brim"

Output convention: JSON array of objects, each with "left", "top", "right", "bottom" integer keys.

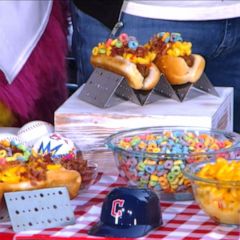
[{"left": 88, "top": 221, "right": 155, "bottom": 238}]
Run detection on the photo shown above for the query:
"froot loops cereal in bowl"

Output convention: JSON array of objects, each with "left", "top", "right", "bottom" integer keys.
[
  {"left": 183, "top": 157, "right": 240, "bottom": 225},
  {"left": 105, "top": 127, "right": 240, "bottom": 201}
]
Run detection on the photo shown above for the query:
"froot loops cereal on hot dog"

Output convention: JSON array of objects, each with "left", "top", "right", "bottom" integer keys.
[
  {"left": 192, "top": 158, "right": 240, "bottom": 225},
  {"left": 113, "top": 130, "right": 234, "bottom": 194},
  {"left": 0, "top": 139, "right": 32, "bottom": 163}
]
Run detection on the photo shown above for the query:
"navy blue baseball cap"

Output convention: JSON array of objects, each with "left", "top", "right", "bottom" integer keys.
[{"left": 88, "top": 187, "right": 162, "bottom": 238}]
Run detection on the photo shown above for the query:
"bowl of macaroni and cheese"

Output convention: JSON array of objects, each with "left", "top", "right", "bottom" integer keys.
[{"left": 183, "top": 157, "right": 240, "bottom": 225}]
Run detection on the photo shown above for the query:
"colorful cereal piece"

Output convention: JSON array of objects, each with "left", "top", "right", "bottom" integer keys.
[
  {"left": 145, "top": 165, "right": 156, "bottom": 174},
  {"left": 144, "top": 159, "right": 156, "bottom": 165},
  {"left": 167, "top": 172, "right": 176, "bottom": 182},
  {"left": 137, "top": 162, "right": 145, "bottom": 171},
  {"left": 171, "top": 165, "right": 181, "bottom": 176},
  {"left": 0, "top": 150, "right": 7, "bottom": 158},
  {"left": 159, "top": 175, "right": 168, "bottom": 186},
  {"left": 150, "top": 174, "right": 159, "bottom": 182},
  {"left": 157, "top": 169, "right": 168, "bottom": 177},
  {"left": 164, "top": 160, "right": 173, "bottom": 169}
]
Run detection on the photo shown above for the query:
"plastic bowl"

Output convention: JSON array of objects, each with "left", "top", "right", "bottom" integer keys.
[
  {"left": 183, "top": 158, "right": 240, "bottom": 225},
  {"left": 105, "top": 126, "right": 240, "bottom": 201}
]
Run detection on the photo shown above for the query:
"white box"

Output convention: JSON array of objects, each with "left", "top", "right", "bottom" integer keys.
[{"left": 55, "top": 87, "right": 233, "bottom": 173}]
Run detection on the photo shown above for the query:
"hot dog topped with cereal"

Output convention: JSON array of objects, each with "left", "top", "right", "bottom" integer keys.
[
  {"left": 91, "top": 33, "right": 161, "bottom": 91},
  {"left": 0, "top": 140, "right": 81, "bottom": 200},
  {"left": 147, "top": 32, "right": 205, "bottom": 85}
]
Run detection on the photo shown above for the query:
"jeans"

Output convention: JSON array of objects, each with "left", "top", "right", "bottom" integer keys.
[
  {"left": 71, "top": 3, "right": 240, "bottom": 132},
  {"left": 71, "top": 2, "right": 111, "bottom": 86}
]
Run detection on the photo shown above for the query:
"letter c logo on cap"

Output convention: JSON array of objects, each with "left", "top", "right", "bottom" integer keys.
[{"left": 111, "top": 199, "right": 125, "bottom": 218}]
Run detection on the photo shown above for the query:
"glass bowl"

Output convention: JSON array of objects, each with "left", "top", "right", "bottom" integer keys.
[
  {"left": 105, "top": 126, "right": 240, "bottom": 201},
  {"left": 58, "top": 151, "right": 98, "bottom": 190},
  {"left": 183, "top": 158, "right": 240, "bottom": 226},
  {"left": 80, "top": 161, "right": 98, "bottom": 190}
]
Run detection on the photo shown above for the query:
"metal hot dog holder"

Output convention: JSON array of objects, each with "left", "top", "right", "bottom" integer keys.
[{"left": 79, "top": 67, "right": 218, "bottom": 108}]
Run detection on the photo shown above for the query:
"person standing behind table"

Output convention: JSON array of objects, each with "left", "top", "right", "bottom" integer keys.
[
  {"left": 71, "top": 0, "right": 240, "bottom": 133},
  {"left": 70, "top": 0, "right": 123, "bottom": 86},
  {"left": 0, "top": 0, "right": 68, "bottom": 127}
]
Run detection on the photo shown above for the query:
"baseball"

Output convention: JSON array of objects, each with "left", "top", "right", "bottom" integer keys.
[
  {"left": 33, "top": 133, "right": 76, "bottom": 159},
  {"left": 0, "top": 133, "right": 22, "bottom": 143},
  {"left": 17, "top": 120, "right": 54, "bottom": 146}
]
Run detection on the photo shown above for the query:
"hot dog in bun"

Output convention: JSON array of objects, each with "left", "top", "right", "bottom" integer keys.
[
  {"left": 147, "top": 32, "right": 205, "bottom": 85},
  {"left": 91, "top": 33, "right": 161, "bottom": 90},
  {"left": 0, "top": 140, "right": 81, "bottom": 199}
]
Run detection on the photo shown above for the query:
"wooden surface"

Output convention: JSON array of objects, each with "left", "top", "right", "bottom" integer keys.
[{"left": 54, "top": 87, "right": 233, "bottom": 173}]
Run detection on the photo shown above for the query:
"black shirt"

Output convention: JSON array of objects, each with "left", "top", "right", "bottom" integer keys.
[{"left": 73, "top": 0, "right": 123, "bottom": 29}]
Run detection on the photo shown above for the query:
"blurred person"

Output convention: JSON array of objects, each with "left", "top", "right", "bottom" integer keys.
[
  {"left": 0, "top": 0, "right": 68, "bottom": 127},
  {"left": 71, "top": 0, "right": 122, "bottom": 86},
  {"left": 71, "top": 0, "right": 240, "bottom": 132}
]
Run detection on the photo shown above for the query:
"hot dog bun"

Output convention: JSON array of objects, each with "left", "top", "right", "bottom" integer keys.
[
  {"left": 91, "top": 55, "right": 160, "bottom": 90},
  {"left": 0, "top": 167, "right": 81, "bottom": 199},
  {"left": 148, "top": 32, "right": 206, "bottom": 85},
  {"left": 155, "top": 54, "right": 205, "bottom": 85},
  {"left": 91, "top": 33, "right": 161, "bottom": 91}
]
